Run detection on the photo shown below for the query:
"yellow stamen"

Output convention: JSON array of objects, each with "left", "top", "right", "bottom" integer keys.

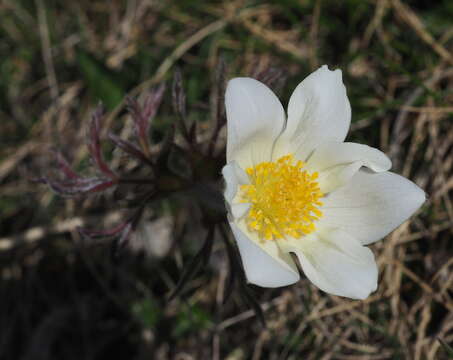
[{"left": 240, "top": 154, "right": 323, "bottom": 240}]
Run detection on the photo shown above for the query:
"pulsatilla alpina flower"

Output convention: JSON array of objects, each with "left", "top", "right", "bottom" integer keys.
[{"left": 222, "top": 65, "right": 425, "bottom": 299}]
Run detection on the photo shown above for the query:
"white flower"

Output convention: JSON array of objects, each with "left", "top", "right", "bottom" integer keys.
[{"left": 222, "top": 65, "right": 425, "bottom": 300}]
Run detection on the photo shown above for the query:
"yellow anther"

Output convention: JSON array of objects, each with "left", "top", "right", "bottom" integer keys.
[{"left": 240, "top": 154, "right": 324, "bottom": 241}]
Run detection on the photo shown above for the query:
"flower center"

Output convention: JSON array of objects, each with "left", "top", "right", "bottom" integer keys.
[{"left": 239, "top": 154, "right": 323, "bottom": 240}]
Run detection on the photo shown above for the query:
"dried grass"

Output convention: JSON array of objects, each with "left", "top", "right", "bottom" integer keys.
[{"left": 0, "top": 0, "right": 452, "bottom": 359}]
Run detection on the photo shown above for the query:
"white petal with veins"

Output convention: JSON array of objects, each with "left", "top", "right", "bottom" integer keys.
[
  {"left": 317, "top": 162, "right": 363, "bottom": 193},
  {"left": 226, "top": 78, "right": 286, "bottom": 168},
  {"left": 319, "top": 170, "right": 426, "bottom": 245},
  {"left": 274, "top": 66, "right": 351, "bottom": 161},
  {"left": 230, "top": 222, "right": 300, "bottom": 288},
  {"left": 307, "top": 142, "right": 392, "bottom": 193},
  {"left": 306, "top": 142, "right": 392, "bottom": 173},
  {"left": 231, "top": 203, "right": 251, "bottom": 219},
  {"left": 222, "top": 161, "right": 249, "bottom": 204},
  {"left": 284, "top": 229, "right": 378, "bottom": 299}
]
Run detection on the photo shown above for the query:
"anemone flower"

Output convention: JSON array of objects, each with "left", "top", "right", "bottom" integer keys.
[{"left": 222, "top": 65, "right": 425, "bottom": 299}]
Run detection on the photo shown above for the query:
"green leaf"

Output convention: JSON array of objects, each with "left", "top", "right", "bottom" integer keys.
[
  {"left": 172, "top": 303, "right": 211, "bottom": 338},
  {"left": 131, "top": 297, "right": 161, "bottom": 329},
  {"left": 76, "top": 50, "right": 124, "bottom": 110}
]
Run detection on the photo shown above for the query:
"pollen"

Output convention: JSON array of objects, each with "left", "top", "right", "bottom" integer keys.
[{"left": 239, "top": 154, "right": 323, "bottom": 241}]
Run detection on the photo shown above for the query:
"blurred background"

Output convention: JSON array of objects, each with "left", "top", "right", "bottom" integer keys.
[{"left": 1, "top": 0, "right": 452, "bottom": 359}]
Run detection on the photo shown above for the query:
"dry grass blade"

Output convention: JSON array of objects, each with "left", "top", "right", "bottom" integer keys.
[{"left": 392, "top": 0, "right": 453, "bottom": 66}]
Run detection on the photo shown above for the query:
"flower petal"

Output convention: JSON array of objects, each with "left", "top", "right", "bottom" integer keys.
[
  {"left": 316, "top": 162, "right": 363, "bottom": 194},
  {"left": 284, "top": 230, "right": 377, "bottom": 299},
  {"left": 319, "top": 170, "right": 426, "bottom": 245},
  {"left": 226, "top": 78, "right": 286, "bottom": 168},
  {"left": 222, "top": 161, "right": 249, "bottom": 205},
  {"left": 306, "top": 142, "right": 392, "bottom": 193},
  {"left": 229, "top": 222, "right": 300, "bottom": 288},
  {"left": 231, "top": 203, "right": 250, "bottom": 219},
  {"left": 306, "top": 142, "right": 392, "bottom": 173},
  {"left": 274, "top": 65, "right": 351, "bottom": 161}
]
